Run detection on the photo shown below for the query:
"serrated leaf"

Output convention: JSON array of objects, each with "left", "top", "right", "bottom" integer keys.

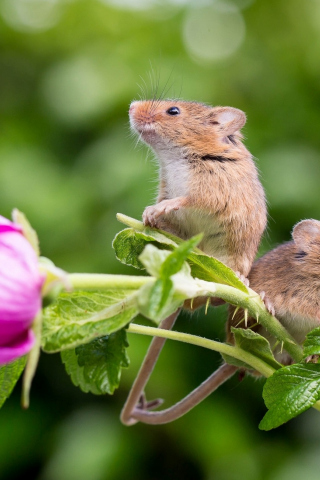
[
  {"left": 303, "top": 327, "right": 320, "bottom": 358},
  {"left": 230, "top": 327, "right": 282, "bottom": 371},
  {"left": 0, "top": 356, "right": 26, "bottom": 408},
  {"left": 114, "top": 216, "right": 248, "bottom": 293},
  {"left": 61, "top": 329, "right": 129, "bottom": 395},
  {"left": 42, "top": 290, "right": 139, "bottom": 352},
  {"left": 259, "top": 364, "right": 320, "bottom": 430},
  {"left": 12, "top": 209, "right": 40, "bottom": 256}
]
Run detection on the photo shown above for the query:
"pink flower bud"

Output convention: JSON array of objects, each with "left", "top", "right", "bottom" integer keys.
[{"left": 0, "top": 216, "right": 44, "bottom": 364}]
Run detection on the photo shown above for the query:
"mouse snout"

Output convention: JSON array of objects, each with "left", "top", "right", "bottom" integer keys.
[{"left": 129, "top": 101, "right": 138, "bottom": 115}]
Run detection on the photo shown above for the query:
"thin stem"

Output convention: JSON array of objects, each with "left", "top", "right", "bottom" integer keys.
[
  {"left": 127, "top": 323, "right": 275, "bottom": 378},
  {"left": 117, "top": 213, "right": 145, "bottom": 231},
  {"left": 68, "top": 273, "right": 153, "bottom": 290},
  {"left": 121, "top": 310, "right": 180, "bottom": 426}
]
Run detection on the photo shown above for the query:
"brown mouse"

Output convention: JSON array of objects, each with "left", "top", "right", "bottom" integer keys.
[
  {"left": 129, "top": 99, "right": 267, "bottom": 278},
  {"left": 121, "top": 99, "right": 267, "bottom": 426},
  {"left": 229, "top": 219, "right": 320, "bottom": 365}
]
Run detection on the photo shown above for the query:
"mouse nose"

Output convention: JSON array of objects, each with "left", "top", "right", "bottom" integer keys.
[{"left": 129, "top": 102, "right": 137, "bottom": 114}]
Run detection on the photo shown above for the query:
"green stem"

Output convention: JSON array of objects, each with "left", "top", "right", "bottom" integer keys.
[
  {"left": 67, "top": 273, "right": 153, "bottom": 290},
  {"left": 116, "top": 213, "right": 145, "bottom": 231},
  {"left": 190, "top": 280, "right": 303, "bottom": 363},
  {"left": 128, "top": 323, "right": 320, "bottom": 415},
  {"left": 128, "top": 323, "right": 275, "bottom": 378}
]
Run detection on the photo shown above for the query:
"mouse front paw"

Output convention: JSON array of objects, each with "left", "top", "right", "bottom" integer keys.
[
  {"left": 143, "top": 198, "right": 184, "bottom": 228},
  {"left": 143, "top": 204, "right": 165, "bottom": 228},
  {"left": 235, "top": 271, "right": 250, "bottom": 287}
]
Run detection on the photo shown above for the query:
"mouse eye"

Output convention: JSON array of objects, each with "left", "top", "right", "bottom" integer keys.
[{"left": 166, "top": 106, "right": 180, "bottom": 116}]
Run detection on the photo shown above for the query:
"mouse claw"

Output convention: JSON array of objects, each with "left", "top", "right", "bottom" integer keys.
[
  {"left": 305, "top": 354, "right": 320, "bottom": 364},
  {"left": 260, "top": 291, "right": 275, "bottom": 316},
  {"left": 235, "top": 271, "right": 250, "bottom": 287}
]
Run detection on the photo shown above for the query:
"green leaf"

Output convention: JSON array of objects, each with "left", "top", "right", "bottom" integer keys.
[
  {"left": 187, "top": 252, "right": 248, "bottom": 293},
  {"left": 42, "top": 290, "right": 139, "bottom": 353},
  {"left": 259, "top": 364, "right": 320, "bottom": 431},
  {"left": 221, "top": 354, "right": 252, "bottom": 370},
  {"left": 303, "top": 327, "right": 320, "bottom": 358},
  {"left": 138, "top": 278, "right": 183, "bottom": 323},
  {"left": 114, "top": 215, "right": 248, "bottom": 293},
  {"left": 113, "top": 228, "right": 149, "bottom": 269},
  {"left": 160, "top": 234, "right": 203, "bottom": 279},
  {"left": 139, "top": 244, "right": 172, "bottom": 277},
  {"left": 61, "top": 329, "right": 129, "bottom": 395},
  {"left": 230, "top": 327, "right": 282, "bottom": 371},
  {"left": 0, "top": 356, "right": 26, "bottom": 408},
  {"left": 138, "top": 242, "right": 199, "bottom": 322},
  {"left": 22, "top": 312, "right": 42, "bottom": 408},
  {"left": 12, "top": 209, "right": 40, "bottom": 256}
]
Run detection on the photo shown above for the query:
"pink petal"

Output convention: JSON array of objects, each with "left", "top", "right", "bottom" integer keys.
[{"left": 0, "top": 329, "right": 35, "bottom": 365}]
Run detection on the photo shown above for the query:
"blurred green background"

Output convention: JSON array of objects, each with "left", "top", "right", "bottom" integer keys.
[{"left": 1, "top": 0, "right": 320, "bottom": 478}]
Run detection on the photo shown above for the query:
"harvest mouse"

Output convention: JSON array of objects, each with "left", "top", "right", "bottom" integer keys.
[
  {"left": 229, "top": 218, "right": 320, "bottom": 365},
  {"left": 129, "top": 99, "right": 267, "bottom": 277},
  {"left": 121, "top": 99, "right": 267, "bottom": 426}
]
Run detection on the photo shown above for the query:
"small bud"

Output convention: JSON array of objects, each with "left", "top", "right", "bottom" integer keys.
[{"left": 0, "top": 215, "right": 44, "bottom": 364}]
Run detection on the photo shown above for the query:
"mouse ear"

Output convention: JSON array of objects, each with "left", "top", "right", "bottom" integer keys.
[
  {"left": 292, "top": 219, "right": 320, "bottom": 249},
  {"left": 208, "top": 107, "right": 246, "bottom": 136}
]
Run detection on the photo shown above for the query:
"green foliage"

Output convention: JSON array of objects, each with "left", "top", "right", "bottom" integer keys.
[
  {"left": 137, "top": 239, "right": 203, "bottom": 322},
  {"left": 12, "top": 209, "right": 40, "bottom": 256},
  {"left": 259, "top": 364, "right": 320, "bottom": 431},
  {"left": 113, "top": 217, "right": 248, "bottom": 292},
  {"left": 42, "top": 290, "right": 138, "bottom": 352},
  {"left": 0, "top": 357, "right": 26, "bottom": 408},
  {"left": 160, "top": 234, "right": 203, "bottom": 278},
  {"left": 61, "top": 330, "right": 129, "bottom": 395},
  {"left": 222, "top": 327, "right": 282, "bottom": 370},
  {"left": 303, "top": 327, "right": 320, "bottom": 358},
  {"left": 229, "top": 327, "right": 282, "bottom": 371}
]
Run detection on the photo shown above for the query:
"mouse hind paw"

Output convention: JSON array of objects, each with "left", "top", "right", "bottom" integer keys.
[{"left": 260, "top": 291, "right": 275, "bottom": 317}]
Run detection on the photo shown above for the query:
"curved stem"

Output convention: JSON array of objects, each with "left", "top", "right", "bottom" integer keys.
[{"left": 127, "top": 323, "right": 276, "bottom": 378}]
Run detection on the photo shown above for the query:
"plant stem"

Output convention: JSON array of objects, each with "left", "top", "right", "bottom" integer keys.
[
  {"left": 127, "top": 323, "right": 275, "bottom": 378},
  {"left": 67, "top": 273, "right": 153, "bottom": 290},
  {"left": 116, "top": 213, "right": 145, "bottom": 231},
  {"left": 191, "top": 280, "right": 303, "bottom": 363},
  {"left": 67, "top": 272, "right": 302, "bottom": 363}
]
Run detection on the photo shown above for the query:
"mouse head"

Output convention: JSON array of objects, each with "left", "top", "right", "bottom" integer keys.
[
  {"left": 129, "top": 99, "right": 247, "bottom": 158},
  {"left": 292, "top": 219, "right": 320, "bottom": 268}
]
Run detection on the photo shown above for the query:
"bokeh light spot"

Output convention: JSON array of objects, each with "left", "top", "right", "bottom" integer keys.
[
  {"left": 182, "top": 2, "right": 246, "bottom": 62},
  {"left": 41, "top": 54, "right": 133, "bottom": 125},
  {"left": 0, "top": 0, "right": 61, "bottom": 33}
]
